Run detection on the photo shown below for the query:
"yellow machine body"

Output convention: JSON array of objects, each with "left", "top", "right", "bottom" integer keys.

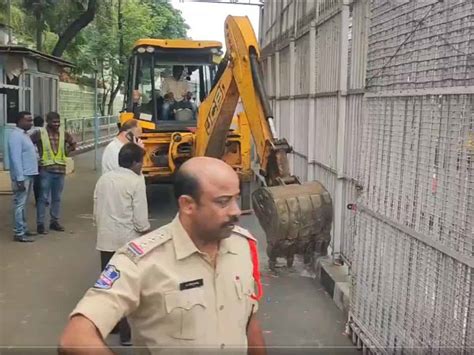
[{"left": 119, "top": 17, "right": 333, "bottom": 267}]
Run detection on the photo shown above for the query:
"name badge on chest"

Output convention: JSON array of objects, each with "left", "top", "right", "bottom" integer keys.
[{"left": 179, "top": 279, "right": 204, "bottom": 291}]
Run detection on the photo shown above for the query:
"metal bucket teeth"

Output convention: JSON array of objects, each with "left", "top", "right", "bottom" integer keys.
[{"left": 251, "top": 181, "right": 333, "bottom": 263}]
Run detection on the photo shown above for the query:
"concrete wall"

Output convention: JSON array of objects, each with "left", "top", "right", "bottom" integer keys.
[{"left": 58, "top": 82, "right": 124, "bottom": 121}]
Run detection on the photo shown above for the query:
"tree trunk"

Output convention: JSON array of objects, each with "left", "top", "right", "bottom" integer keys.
[
  {"left": 99, "top": 63, "right": 107, "bottom": 116},
  {"left": 100, "top": 87, "right": 108, "bottom": 116},
  {"left": 118, "top": 0, "right": 123, "bottom": 60},
  {"left": 101, "top": 88, "right": 110, "bottom": 116},
  {"left": 109, "top": 0, "right": 125, "bottom": 116},
  {"left": 107, "top": 77, "right": 123, "bottom": 115},
  {"left": 35, "top": 9, "right": 43, "bottom": 51},
  {"left": 51, "top": 0, "right": 98, "bottom": 57}
]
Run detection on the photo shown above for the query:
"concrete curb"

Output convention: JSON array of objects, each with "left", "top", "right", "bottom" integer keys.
[{"left": 314, "top": 256, "right": 351, "bottom": 318}]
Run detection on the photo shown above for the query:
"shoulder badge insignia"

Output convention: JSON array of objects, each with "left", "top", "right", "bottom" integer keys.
[
  {"left": 128, "top": 241, "right": 144, "bottom": 256},
  {"left": 121, "top": 228, "right": 172, "bottom": 264},
  {"left": 232, "top": 225, "right": 262, "bottom": 301},
  {"left": 94, "top": 265, "right": 120, "bottom": 290},
  {"left": 232, "top": 225, "right": 257, "bottom": 241}
]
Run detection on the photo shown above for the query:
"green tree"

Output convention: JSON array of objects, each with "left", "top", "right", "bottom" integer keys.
[
  {"left": 0, "top": 0, "right": 97, "bottom": 55},
  {"left": 1, "top": 0, "right": 188, "bottom": 114},
  {"left": 50, "top": 0, "right": 97, "bottom": 57},
  {"left": 78, "top": 0, "right": 188, "bottom": 114},
  {"left": 0, "top": 0, "right": 35, "bottom": 46},
  {"left": 22, "top": 0, "right": 54, "bottom": 51},
  {"left": 145, "top": 0, "right": 188, "bottom": 39}
]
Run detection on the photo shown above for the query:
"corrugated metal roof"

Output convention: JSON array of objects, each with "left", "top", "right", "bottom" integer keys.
[{"left": 0, "top": 45, "right": 74, "bottom": 67}]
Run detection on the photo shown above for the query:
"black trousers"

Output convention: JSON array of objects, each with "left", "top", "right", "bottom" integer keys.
[
  {"left": 33, "top": 174, "right": 41, "bottom": 204},
  {"left": 100, "top": 251, "right": 131, "bottom": 342}
]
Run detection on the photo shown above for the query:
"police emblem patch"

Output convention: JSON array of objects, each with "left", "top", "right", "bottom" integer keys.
[{"left": 94, "top": 265, "right": 120, "bottom": 289}]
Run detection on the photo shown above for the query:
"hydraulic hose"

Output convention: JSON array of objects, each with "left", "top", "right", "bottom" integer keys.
[{"left": 249, "top": 49, "right": 277, "bottom": 138}]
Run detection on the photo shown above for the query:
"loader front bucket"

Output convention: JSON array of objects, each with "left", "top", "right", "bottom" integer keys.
[{"left": 251, "top": 181, "right": 333, "bottom": 269}]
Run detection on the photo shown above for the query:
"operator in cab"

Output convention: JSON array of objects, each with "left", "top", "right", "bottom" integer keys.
[{"left": 162, "top": 65, "right": 191, "bottom": 103}]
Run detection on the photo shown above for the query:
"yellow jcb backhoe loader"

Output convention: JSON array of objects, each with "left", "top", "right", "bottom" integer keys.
[{"left": 119, "top": 16, "right": 333, "bottom": 269}]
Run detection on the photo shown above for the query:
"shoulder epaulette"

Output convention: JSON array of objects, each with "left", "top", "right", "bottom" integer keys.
[
  {"left": 232, "top": 225, "right": 263, "bottom": 301},
  {"left": 120, "top": 228, "right": 172, "bottom": 264},
  {"left": 232, "top": 225, "right": 257, "bottom": 242}
]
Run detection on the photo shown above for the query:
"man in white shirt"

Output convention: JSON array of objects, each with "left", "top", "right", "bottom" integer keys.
[
  {"left": 101, "top": 119, "right": 144, "bottom": 175},
  {"left": 161, "top": 65, "right": 190, "bottom": 102},
  {"left": 93, "top": 142, "right": 150, "bottom": 345}
]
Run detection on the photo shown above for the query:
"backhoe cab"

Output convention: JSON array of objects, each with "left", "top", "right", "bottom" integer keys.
[
  {"left": 124, "top": 39, "right": 221, "bottom": 127},
  {"left": 120, "top": 39, "right": 253, "bottom": 189}
]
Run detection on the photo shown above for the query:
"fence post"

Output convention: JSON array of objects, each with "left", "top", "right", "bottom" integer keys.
[
  {"left": 81, "top": 117, "right": 85, "bottom": 147},
  {"left": 94, "top": 70, "right": 99, "bottom": 170},
  {"left": 330, "top": 1, "right": 351, "bottom": 263}
]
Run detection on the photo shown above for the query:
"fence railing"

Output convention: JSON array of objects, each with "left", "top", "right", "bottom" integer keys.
[{"left": 65, "top": 115, "right": 118, "bottom": 151}]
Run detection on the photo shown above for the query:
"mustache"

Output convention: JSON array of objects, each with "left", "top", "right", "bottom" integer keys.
[{"left": 221, "top": 216, "right": 239, "bottom": 228}]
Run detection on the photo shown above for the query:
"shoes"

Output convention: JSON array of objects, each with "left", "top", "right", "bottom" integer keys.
[
  {"left": 120, "top": 338, "right": 133, "bottom": 347},
  {"left": 37, "top": 224, "right": 48, "bottom": 234},
  {"left": 119, "top": 321, "right": 132, "bottom": 346},
  {"left": 25, "top": 231, "right": 37, "bottom": 237},
  {"left": 14, "top": 235, "right": 35, "bottom": 243},
  {"left": 50, "top": 221, "right": 65, "bottom": 232}
]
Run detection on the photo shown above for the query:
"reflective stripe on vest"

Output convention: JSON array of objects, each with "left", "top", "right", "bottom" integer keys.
[{"left": 40, "top": 127, "right": 66, "bottom": 166}]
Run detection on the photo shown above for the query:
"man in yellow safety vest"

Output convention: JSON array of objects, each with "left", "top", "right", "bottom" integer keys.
[{"left": 30, "top": 112, "right": 76, "bottom": 234}]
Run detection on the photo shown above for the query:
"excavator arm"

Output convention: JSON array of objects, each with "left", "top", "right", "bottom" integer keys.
[
  {"left": 196, "top": 16, "right": 333, "bottom": 270},
  {"left": 195, "top": 16, "right": 297, "bottom": 186}
]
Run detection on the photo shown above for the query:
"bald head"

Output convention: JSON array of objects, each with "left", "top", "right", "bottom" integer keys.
[
  {"left": 174, "top": 157, "right": 242, "bottom": 241},
  {"left": 174, "top": 157, "right": 238, "bottom": 201}
]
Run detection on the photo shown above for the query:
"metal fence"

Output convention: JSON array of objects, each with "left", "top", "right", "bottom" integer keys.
[
  {"left": 260, "top": 0, "right": 365, "bottom": 263},
  {"left": 65, "top": 115, "right": 118, "bottom": 151},
  {"left": 348, "top": 0, "right": 473, "bottom": 352},
  {"left": 261, "top": 0, "right": 473, "bottom": 352}
]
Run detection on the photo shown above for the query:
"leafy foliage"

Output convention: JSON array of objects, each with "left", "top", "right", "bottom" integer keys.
[
  {"left": 76, "top": 0, "right": 188, "bottom": 113},
  {"left": 1, "top": 0, "right": 188, "bottom": 113}
]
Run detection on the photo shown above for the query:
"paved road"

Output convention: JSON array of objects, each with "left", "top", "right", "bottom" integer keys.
[{"left": 0, "top": 150, "right": 356, "bottom": 354}]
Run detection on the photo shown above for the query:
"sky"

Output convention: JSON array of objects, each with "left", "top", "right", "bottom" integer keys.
[{"left": 170, "top": 0, "right": 260, "bottom": 49}]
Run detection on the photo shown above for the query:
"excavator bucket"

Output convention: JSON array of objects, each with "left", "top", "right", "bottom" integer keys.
[{"left": 251, "top": 181, "right": 333, "bottom": 269}]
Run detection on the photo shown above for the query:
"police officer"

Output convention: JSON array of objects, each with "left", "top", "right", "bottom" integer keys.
[{"left": 59, "top": 157, "right": 266, "bottom": 355}]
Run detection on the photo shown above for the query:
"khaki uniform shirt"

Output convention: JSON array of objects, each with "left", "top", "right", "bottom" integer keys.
[{"left": 71, "top": 215, "right": 259, "bottom": 354}]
